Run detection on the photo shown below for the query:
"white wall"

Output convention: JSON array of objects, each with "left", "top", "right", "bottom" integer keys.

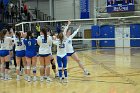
[
  {"left": 26, "top": 0, "right": 80, "bottom": 20},
  {"left": 54, "top": 0, "right": 80, "bottom": 20},
  {"left": 26, "top": 0, "right": 140, "bottom": 20}
]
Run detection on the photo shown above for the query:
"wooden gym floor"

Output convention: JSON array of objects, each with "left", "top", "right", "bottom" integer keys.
[{"left": 0, "top": 48, "right": 140, "bottom": 93}]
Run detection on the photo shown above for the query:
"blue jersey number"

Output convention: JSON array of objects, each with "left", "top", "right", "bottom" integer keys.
[
  {"left": 42, "top": 39, "right": 47, "bottom": 43},
  {"left": 17, "top": 42, "right": 22, "bottom": 46},
  {"left": 28, "top": 41, "right": 31, "bottom": 46},
  {"left": 59, "top": 44, "right": 65, "bottom": 48},
  {"left": 68, "top": 40, "right": 72, "bottom": 44}
]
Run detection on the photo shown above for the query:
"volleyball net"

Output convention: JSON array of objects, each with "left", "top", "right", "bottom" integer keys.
[{"left": 15, "top": 16, "right": 140, "bottom": 50}]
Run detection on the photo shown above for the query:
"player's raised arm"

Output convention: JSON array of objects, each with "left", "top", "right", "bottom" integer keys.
[
  {"left": 63, "top": 20, "right": 71, "bottom": 36},
  {"left": 70, "top": 25, "right": 81, "bottom": 39}
]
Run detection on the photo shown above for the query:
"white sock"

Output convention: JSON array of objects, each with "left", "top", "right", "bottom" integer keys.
[{"left": 1, "top": 73, "right": 4, "bottom": 77}]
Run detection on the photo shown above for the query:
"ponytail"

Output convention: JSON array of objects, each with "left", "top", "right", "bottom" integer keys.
[
  {"left": 57, "top": 32, "right": 64, "bottom": 44},
  {"left": 41, "top": 28, "right": 47, "bottom": 42},
  {"left": 26, "top": 31, "right": 33, "bottom": 40},
  {"left": 16, "top": 32, "right": 21, "bottom": 41},
  {"left": 0, "top": 29, "right": 8, "bottom": 43}
]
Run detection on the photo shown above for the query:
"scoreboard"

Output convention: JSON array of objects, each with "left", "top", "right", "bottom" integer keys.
[{"left": 107, "top": 0, "right": 135, "bottom": 13}]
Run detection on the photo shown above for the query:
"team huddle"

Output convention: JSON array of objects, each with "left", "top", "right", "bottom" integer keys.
[{"left": 0, "top": 21, "right": 90, "bottom": 83}]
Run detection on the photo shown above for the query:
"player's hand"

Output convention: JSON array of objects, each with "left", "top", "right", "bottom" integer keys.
[
  {"left": 68, "top": 20, "right": 71, "bottom": 25},
  {"left": 78, "top": 24, "right": 81, "bottom": 29},
  {"left": 53, "top": 35, "right": 57, "bottom": 40}
]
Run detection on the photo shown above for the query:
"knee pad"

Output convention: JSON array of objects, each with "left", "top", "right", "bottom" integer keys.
[
  {"left": 26, "top": 66, "right": 30, "bottom": 70},
  {"left": 58, "top": 67, "right": 62, "bottom": 71},
  {"left": 32, "top": 66, "right": 37, "bottom": 73},
  {"left": 45, "top": 65, "right": 50, "bottom": 69},
  {"left": 5, "top": 62, "right": 10, "bottom": 69},
  {"left": 16, "top": 66, "right": 20, "bottom": 70},
  {"left": 50, "top": 59, "right": 54, "bottom": 64},
  {"left": 52, "top": 64, "right": 56, "bottom": 69}
]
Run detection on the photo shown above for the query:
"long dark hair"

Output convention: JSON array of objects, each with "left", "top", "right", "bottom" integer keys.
[
  {"left": 57, "top": 32, "right": 64, "bottom": 44},
  {"left": 0, "top": 31, "right": 2, "bottom": 42},
  {"left": 16, "top": 32, "right": 21, "bottom": 41},
  {"left": 0, "top": 29, "right": 8, "bottom": 43},
  {"left": 41, "top": 28, "right": 47, "bottom": 41},
  {"left": 26, "top": 31, "right": 33, "bottom": 40}
]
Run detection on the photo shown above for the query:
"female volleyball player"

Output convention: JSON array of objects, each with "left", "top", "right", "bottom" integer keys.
[
  {"left": 14, "top": 32, "right": 27, "bottom": 80},
  {"left": 53, "top": 31, "right": 68, "bottom": 83},
  {"left": 0, "top": 29, "right": 13, "bottom": 80},
  {"left": 64, "top": 25, "right": 90, "bottom": 76},
  {"left": 53, "top": 21, "right": 71, "bottom": 82},
  {"left": 23, "top": 31, "right": 37, "bottom": 82},
  {"left": 8, "top": 27, "right": 15, "bottom": 65},
  {"left": 0, "top": 32, "right": 2, "bottom": 77},
  {"left": 37, "top": 28, "right": 52, "bottom": 82},
  {"left": 47, "top": 30, "right": 58, "bottom": 78}
]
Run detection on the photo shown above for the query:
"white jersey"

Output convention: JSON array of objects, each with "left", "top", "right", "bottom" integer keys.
[
  {"left": 9, "top": 35, "right": 16, "bottom": 50},
  {"left": 49, "top": 36, "right": 53, "bottom": 55},
  {"left": 0, "top": 36, "right": 12, "bottom": 50},
  {"left": 0, "top": 43, "right": 2, "bottom": 50},
  {"left": 14, "top": 38, "right": 25, "bottom": 51},
  {"left": 37, "top": 35, "right": 52, "bottom": 54},
  {"left": 53, "top": 39, "right": 67, "bottom": 58},
  {"left": 66, "top": 30, "right": 78, "bottom": 53}
]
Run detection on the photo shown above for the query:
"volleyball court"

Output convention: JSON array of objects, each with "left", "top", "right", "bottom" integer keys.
[{"left": 14, "top": 17, "right": 140, "bottom": 84}]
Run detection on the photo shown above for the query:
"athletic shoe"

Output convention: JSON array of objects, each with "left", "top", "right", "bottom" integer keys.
[
  {"left": 55, "top": 74, "right": 59, "bottom": 78},
  {"left": 1, "top": 77, "right": 4, "bottom": 80},
  {"left": 46, "top": 77, "right": 52, "bottom": 82},
  {"left": 20, "top": 69, "right": 23, "bottom": 76},
  {"left": 27, "top": 76, "right": 31, "bottom": 82},
  {"left": 84, "top": 70, "right": 90, "bottom": 76},
  {"left": 62, "top": 74, "right": 65, "bottom": 79},
  {"left": 4, "top": 76, "right": 12, "bottom": 80},
  {"left": 33, "top": 76, "right": 37, "bottom": 82},
  {"left": 63, "top": 78, "right": 68, "bottom": 83},
  {"left": 43, "top": 76, "right": 47, "bottom": 79},
  {"left": 59, "top": 78, "right": 63, "bottom": 83},
  {"left": 24, "top": 75, "right": 28, "bottom": 81},
  {"left": 16, "top": 75, "right": 20, "bottom": 81},
  {"left": 40, "top": 76, "right": 44, "bottom": 82},
  {"left": 1, "top": 73, "right": 4, "bottom": 80}
]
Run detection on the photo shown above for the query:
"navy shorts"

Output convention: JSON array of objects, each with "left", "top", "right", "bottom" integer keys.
[
  {"left": 25, "top": 51, "right": 37, "bottom": 58},
  {"left": 39, "top": 54, "right": 50, "bottom": 57},
  {"left": 16, "top": 50, "right": 25, "bottom": 57},
  {"left": 0, "top": 50, "right": 9, "bottom": 57},
  {"left": 67, "top": 52, "right": 75, "bottom": 56}
]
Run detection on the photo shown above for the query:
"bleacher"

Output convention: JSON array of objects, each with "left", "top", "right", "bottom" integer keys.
[{"left": 0, "top": 0, "right": 55, "bottom": 31}]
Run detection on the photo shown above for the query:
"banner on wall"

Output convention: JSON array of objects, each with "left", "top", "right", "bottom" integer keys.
[
  {"left": 80, "top": 0, "right": 90, "bottom": 19},
  {"left": 106, "top": 0, "right": 135, "bottom": 12}
]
